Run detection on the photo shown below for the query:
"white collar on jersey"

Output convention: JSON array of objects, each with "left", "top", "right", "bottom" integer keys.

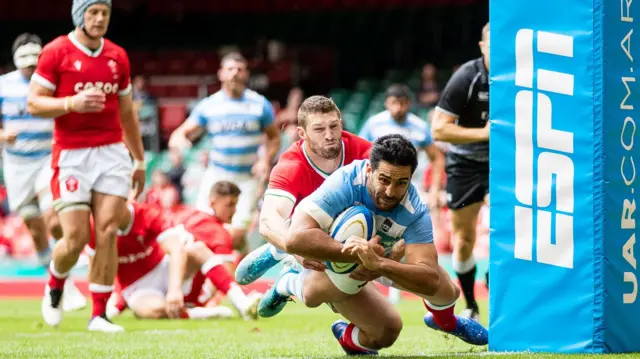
[
  {"left": 301, "top": 140, "right": 345, "bottom": 179},
  {"left": 117, "top": 204, "right": 135, "bottom": 236},
  {"left": 68, "top": 31, "right": 104, "bottom": 58}
]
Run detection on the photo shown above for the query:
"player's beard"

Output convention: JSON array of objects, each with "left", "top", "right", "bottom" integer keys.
[
  {"left": 309, "top": 139, "right": 341, "bottom": 160},
  {"left": 367, "top": 181, "right": 401, "bottom": 211}
]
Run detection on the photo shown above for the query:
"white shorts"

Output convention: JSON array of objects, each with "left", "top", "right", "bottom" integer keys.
[
  {"left": 51, "top": 142, "right": 132, "bottom": 210},
  {"left": 2, "top": 154, "right": 53, "bottom": 215},
  {"left": 195, "top": 167, "right": 259, "bottom": 229},
  {"left": 122, "top": 256, "right": 194, "bottom": 308},
  {"left": 325, "top": 270, "right": 397, "bottom": 295}
]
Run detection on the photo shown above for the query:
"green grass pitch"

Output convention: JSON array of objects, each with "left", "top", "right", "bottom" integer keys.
[{"left": 0, "top": 299, "right": 635, "bottom": 358}]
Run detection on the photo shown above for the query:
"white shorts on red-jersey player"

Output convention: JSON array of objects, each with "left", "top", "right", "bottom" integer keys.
[
  {"left": 122, "top": 255, "right": 196, "bottom": 308},
  {"left": 51, "top": 142, "right": 132, "bottom": 210}
]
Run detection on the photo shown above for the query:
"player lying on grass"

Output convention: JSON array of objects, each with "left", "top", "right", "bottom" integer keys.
[
  {"left": 87, "top": 182, "right": 261, "bottom": 320},
  {"left": 258, "top": 134, "right": 488, "bottom": 355},
  {"left": 235, "top": 95, "right": 371, "bottom": 284}
]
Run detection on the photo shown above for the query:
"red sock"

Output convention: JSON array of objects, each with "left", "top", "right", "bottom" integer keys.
[
  {"left": 48, "top": 265, "right": 67, "bottom": 291},
  {"left": 203, "top": 265, "right": 233, "bottom": 294},
  {"left": 179, "top": 310, "right": 189, "bottom": 319},
  {"left": 48, "top": 273, "right": 67, "bottom": 291},
  {"left": 90, "top": 284, "right": 114, "bottom": 318},
  {"left": 339, "top": 323, "right": 375, "bottom": 353},
  {"left": 114, "top": 294, "right": 127, "bottom": 312},
  {"left": 423, "top": 299, "right": 457, "bottom": 331},
  {"left": 202, "top": 257, "right": 234, "bottom": 294}
]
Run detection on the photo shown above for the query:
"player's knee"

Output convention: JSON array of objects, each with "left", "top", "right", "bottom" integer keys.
[
  {"left": 95, "top": 224, "right": 119, "bottom": 245},
  {"left": 135, "top": 306, "right": 167, "bottom": 319},
  {"left": 48, "top": 216, "right": 63, "bottom": 240},
  {"left": 65, "top": 226, "right": 91, "bottom": 256},
  {"left": 186, "top": 241, "right": 211, "bottom": 264},
  {"left": 301, "top": 284, "right": 324, "bottom": 308},
  {"left": 371, "top": 320, "right": 403, "bottom": 349}
]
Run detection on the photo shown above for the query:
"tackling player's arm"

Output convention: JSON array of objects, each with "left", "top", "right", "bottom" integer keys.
[
  {"left": 260, "top": 160, "right": 299, "bottom": 251},
  {"left": 431, "top": 67, "right": 489, "bottom": 144},
  {"left": 259, "top": 195, "right": 294, "bottom": 251}
]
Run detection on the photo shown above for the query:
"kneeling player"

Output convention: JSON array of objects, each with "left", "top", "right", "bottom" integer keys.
[
  {"left": 95, "top": 182, "right": 260, "bottom": 321},
  {"left": 259, "top": 134, "right": 488, "bottom": 354}
]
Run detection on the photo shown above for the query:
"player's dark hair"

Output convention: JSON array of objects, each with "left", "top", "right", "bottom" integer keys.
[
  {"left": 210, "top": 181, "right": 241, "bottom": 198},
  {"left": 482, "top": 22, "right": 490, "bottom": 42},
  {"left": 385, "top": 84, "right": 412, "bottom": 101},
  {"left": 12, "top": 33, "right": 42, "bottom": 54},
  {"left": 220, "top": 52, "right": 247, "bottom": 67},
  {"left": 298, "top": 95, "right": 341, "bottom": 129},
  {"left": 370, "top": 134, "right": 418, "bottom": 174}
]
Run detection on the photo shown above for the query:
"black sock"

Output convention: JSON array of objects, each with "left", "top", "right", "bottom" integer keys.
[{"left": 456, "top": 265, "right": 478, "bottom": 311}]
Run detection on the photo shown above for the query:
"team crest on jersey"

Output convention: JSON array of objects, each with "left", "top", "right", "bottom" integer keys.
[
  {"left": 65, "top": 176, "right": 79, "bottom": 192},
  {"left": 108, "top": 60, "right": 119, "bottom": 80},
  {"left": 137, "top": 235, "right": 145, "bottom": 245},
  {"left": 74, "top": 60, "right": 82, "bottom": 71}
]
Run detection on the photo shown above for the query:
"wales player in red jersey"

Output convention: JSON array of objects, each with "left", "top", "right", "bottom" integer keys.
[
  {"left": 28, "top": 0, "right": 145, "bottom": 332},
  {"left": 235, "top": 95, "right": 371, "bottom": 284}
]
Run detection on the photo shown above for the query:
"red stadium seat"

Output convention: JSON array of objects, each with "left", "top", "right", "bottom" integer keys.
[{"left": 159, "top": 104, "right": 187, "bottom": 141}]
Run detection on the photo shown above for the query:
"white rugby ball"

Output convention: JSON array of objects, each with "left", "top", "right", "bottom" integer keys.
[{"left": 325, "top": 205, "right": 376, "bottom": 274}]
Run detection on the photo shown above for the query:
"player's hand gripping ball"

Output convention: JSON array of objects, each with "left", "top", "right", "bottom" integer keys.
[{"left": 326, "top": 205, "right": 376, "bottom": 274}]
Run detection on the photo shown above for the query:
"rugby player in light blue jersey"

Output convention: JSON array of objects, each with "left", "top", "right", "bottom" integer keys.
[
  {"left": 169, "top": 52, "right": 280, "bottom": 251},
  {"left": 0, "top": 33, "right": 85, "bottom": 312},
  {"left": 258, "top": 134, "right": 487, "bottom": 355}
]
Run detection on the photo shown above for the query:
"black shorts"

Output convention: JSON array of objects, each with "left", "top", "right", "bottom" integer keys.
[{"left": 445, "top": 152, "right": 489, "bottom": 210}]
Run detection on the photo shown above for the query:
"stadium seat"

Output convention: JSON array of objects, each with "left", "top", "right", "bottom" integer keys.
[
  {"left": 158, "top": 104, "right": 187, "bottom": 142},
  {"left": 328, "top": 88, "right": 351, "bottom": 109}
]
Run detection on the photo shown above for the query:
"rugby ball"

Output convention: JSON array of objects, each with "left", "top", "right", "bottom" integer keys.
[{"left": 325, "top": 206, "right": 376, "bottom": 274}]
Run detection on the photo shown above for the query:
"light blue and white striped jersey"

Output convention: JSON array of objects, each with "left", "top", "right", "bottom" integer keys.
[
  {"left": 298, "top": 159, "right": 433, "bottom": 253},
  {"left": 0, "top": 70, "right": 53, "bottom": 160},
  {"left": 359, "top": 110, "right": 433, "bottom": 187},
  {"left": 187, "top": 89, "right": 275, "bottom": 174},
  {"left": 359, "top": 110, "right": 432, "bottom": 149}
]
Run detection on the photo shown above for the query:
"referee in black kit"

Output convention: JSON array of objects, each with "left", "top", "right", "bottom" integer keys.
[{"left": 431, "top": 23, "right": 490, "bottom": 321}]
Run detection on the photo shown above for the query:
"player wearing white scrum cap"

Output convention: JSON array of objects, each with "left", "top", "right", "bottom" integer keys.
[{"left": 0, "top": 33, "right": 87, "bottom": 313}]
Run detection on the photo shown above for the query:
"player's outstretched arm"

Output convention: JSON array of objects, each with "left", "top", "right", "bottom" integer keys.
[
  {"left": 168, "top": 118, "right": 202, "bottom": 151},
  {"left": 285, "top": 209, "right": 361, "bottom": 263},
  {"left": 343, "top": 239, "right": 440, "bottom": 296},
  {"left": 258, "top": 194, "right": 295, "bottom": 251},
  {"left": 431, "top": 109, "right": 489, "bottom": 144},
  {"left": 158, "top": 233, "right": 188, "bottom": 318}
]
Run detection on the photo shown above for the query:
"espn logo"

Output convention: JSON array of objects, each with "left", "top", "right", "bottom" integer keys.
[{"left": 514, "top": 29, "right": 575, "bottom": 269}]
